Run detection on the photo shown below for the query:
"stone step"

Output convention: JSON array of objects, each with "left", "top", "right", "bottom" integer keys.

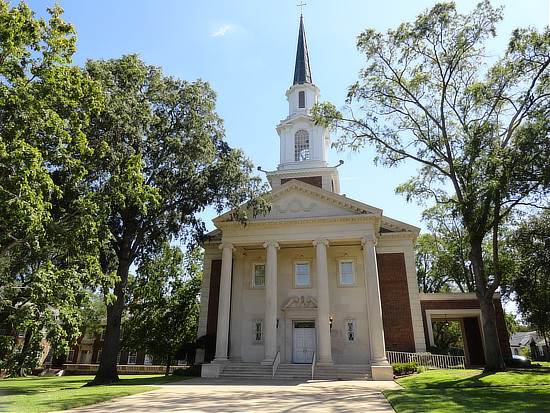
[{"left": 218, "top": 363, "right": 373, "bottom": 380}]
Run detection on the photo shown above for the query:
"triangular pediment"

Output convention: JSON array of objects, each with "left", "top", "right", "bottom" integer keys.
[{"left": 213, "top": 180, "right": 382, "bottom": 226}]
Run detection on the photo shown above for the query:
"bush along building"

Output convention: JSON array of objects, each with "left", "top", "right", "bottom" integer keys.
[{"left": 195, "top": 15, "right": 511, "bottom": 380}]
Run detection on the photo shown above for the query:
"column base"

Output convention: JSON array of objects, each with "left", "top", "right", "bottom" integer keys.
[
  {"left": 212, "top": 357, "right": 230, "bottom": 364},
  {"left": 201, "top": 364, "right": 224, "bottom": 378},
  {"left": 316, "top": 359, "right": 334, "bottom": 366},
  {"left": 371, "top": 365, "right": 394, "bottom": 381}
]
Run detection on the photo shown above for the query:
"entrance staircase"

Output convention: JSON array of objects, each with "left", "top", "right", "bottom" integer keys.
[{"left": 218, "top": 363, "right": 372, "bottom": 380}]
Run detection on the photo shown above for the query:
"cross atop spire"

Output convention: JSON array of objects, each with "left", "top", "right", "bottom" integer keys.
[
  {"left": 297, "top": 1, "right": 307, "bottom": 16},
  {"left": 293, "top": 14, "right": 312, "bottom": 85}
]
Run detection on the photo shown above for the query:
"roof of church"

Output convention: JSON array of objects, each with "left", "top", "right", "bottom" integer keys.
[{"left": 293, "top": 15, "right": 312, "bottom": 85}]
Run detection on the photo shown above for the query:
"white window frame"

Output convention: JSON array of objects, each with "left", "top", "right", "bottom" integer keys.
[
  {"left": 18, "top": 330, "right": 26, "bottom": 338},
  {"left": 338, "top": 259, "right": 356, "bottom": 286},
  {"left": 252, "top": 263, "right": 266, "bottom": 288},
  {"left": 345, "top": 318, "right": 356, "bottom": 343},
  {"left": 100, "top": 328, "right": 106, "bottom": 341},
  {"left": 252, "top": 319, "right": 263, "bottom": 344},
  {"left": 116, "top": 352, "right": 121, "bottom": 365},
  {"left": 67, "top": 350, "right": 75, "bottom": 363},
  {"left": 96, "top": 349, "right": 102, "bottom": 364},
  {"left": 128, "top": 351, "right": 137, "bottom": 365},
  {"left": 295, "top": 261, "right": 311, "bottom": 287},
  {"left": 144, "top": 354, "right": 154, "bottom": 365}
]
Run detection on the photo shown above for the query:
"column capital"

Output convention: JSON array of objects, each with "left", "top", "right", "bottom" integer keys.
[
  {"left": 361, "top": 236, "right": 378, "bottom": 247},
  {"left": 263, "top": 241, "right": 280, "bottom": 249},
  {"left": 219, "top": 242, "right": 235, "bottom": 251},
  {"left": 313, "top": 239, "right": 329, "bottom": 247}
]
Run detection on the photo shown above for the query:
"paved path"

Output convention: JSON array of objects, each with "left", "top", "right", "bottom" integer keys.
[{"left": 64, "top": 378, "right": 400, "bottom": 412}]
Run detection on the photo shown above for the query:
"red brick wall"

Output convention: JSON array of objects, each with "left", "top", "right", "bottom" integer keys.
[
  {"left": 377, "top": 253, "right": 416, "bottom": 352},
  {"left": 281, "top": 176, "right": 323, "bottom": 189},
  {"left": 420, "top": 299, "right": 511, "bottom": 358},
  {"left": 205, "top": 260, "right": 222, "bottom": 362}
]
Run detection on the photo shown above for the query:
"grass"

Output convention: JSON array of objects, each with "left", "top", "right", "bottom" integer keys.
[
  {"left": 384, "top": 369, "right": 550, "bottom": 413},
  {"left": 0, "top": 374, "right": 189, "bottom": 413}
]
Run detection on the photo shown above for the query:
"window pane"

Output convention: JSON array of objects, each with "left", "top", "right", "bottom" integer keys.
[
  {"left": 254, "top": 264, "right": 265, "bottom": 286},
  {"left": 340, "top": 261, "right": 354, "bottom": 285},
  {"left": 299, "top": 91, "right": 305, "bottom": 108},
  {"left": 296, "top": 263, "right": 310, "bottom": 286},
  {"left": 294, "top": 130, "right": 310, "bottom": 161}
]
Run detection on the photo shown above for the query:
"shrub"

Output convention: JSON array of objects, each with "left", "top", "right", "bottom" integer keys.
[
  {"left": 392, "top": 361, "right": 420, "bottom": 376},
  {"left": 504, "top": 358, "right": 532, "bottom": 368}
]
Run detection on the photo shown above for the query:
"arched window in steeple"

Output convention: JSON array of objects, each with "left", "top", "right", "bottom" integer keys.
[{"left": 294, "top": 129, "right": 310, "bottom": 161}]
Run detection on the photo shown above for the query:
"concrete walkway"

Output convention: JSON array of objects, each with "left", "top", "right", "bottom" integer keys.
[{"left": 63, "top": 378, "right": 400, "bottom": 412}]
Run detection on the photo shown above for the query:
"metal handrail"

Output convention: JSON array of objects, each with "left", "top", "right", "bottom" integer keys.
[
  {"left": 272, "top": 351, "right": 280, "bottom": 378},
  {"left": 311, "top": 351, "right": 316, "bottom": 380}
]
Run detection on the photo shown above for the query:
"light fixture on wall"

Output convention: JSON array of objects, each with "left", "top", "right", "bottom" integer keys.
[
  {"left": 329, "top": 316, "right": 333, "bottom": 331},
  {"left": 444, "top": 315, "right": 450, "bottom": 327}
]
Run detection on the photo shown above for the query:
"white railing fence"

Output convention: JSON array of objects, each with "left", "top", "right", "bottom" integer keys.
[
  {"left": 272, "top": 351, "right": 280, "bottom": 378},
  {"left": 311, "top": 351, "right": 316, "bottom": 380},
  {"left": 386, "top": 351, "right": 466, "bottom": 370}
]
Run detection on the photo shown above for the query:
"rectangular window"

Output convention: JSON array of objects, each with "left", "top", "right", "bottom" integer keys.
[
  {"left": 298, "top": 91, "right": 305, "bottom": 108},
  {"left": 67, "top": 350, "right": 75, "bottom": 363},
  {"left": 116, "top": 352, "right": 121, "bottom": 365},
  {"left": 18, "top": 330, "right": 25, "bottom": 338},
  {"left": 144, "top": 354, "right": 153, "bottom": 365},
  {"left": 339, "top": 260, "right": 355, "bottom": 285},
  {"left": 295, "top": 262, "right": 310, "bottom": 286},
  {"left": 96, "top": 349, "right": 102, "bottom": 364},
  {"left": 253, "top": 264, "right": 266, "bottom": 287},
  {"left": 100, "top": 328, "right": 106, "bottom": 341},
  {"left": 44, "top": 348, "right": 53, "bottom": 364},
  {"left": 346, "top": 319, "right": 356, "bottom": 343},
  {"left": 253, "top": 320, "right": 263, "bottom": 343},
  {"left": 128, "top": 351, "right": 137, "bottom": 365}
]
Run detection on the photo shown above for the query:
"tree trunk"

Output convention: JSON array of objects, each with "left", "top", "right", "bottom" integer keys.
[
  {"left": 86, "top": 257, "right": 131, "bottom": 386},
  {"left": 165, "top": 354, "right": 171, "bottom": 377},
  {"left": 469, "top": 237, "right": 506, "bottom": 372}
]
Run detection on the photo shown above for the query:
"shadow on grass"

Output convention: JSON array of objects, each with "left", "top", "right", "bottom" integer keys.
[
  {"left": 398, "top": 370, "right": 550, "bottom": 389},
  {"left": 385, "top": 386, "right": 550, "bottom": 413}
]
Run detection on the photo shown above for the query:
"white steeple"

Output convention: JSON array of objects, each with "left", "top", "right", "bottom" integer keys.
[{"left": 266, "top": 15, "right": 340, "bottom": 193}]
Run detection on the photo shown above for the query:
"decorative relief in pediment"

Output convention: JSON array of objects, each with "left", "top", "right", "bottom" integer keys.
[
  {"left": 274, "top": 198, "right": 316, "bottom": 214},
  {"left": 282, "top": 296, "right": 318, "bottom": 311}
]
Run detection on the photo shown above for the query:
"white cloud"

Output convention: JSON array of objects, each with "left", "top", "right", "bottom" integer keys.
[{"left": 212, "top": 25, "right": 234, "bottom": 37}]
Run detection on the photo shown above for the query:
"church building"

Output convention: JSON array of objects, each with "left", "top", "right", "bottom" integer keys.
[{"left": 196, "top": 16, "right": 511, "bottom": 380}]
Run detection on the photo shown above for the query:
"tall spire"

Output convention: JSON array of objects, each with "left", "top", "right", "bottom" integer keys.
[{"left": 293, "top": 15, "right": 312, "bottom": 85}]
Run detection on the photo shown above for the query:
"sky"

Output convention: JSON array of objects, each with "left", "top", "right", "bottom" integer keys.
[{"left": 22, "top": 0, "right": 550, "bottom": 233}]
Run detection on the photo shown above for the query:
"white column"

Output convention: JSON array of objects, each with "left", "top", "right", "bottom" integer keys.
[
  {"left": 262, "top": 241, "right": 279, "bottom": 364},
  {"left": 362, "top": 237, "right": 389, "bottom": 365},
  {"left": 213, "top": 243, "right": 234, "bottom": 363},
  {"left": 314, "top": 239, "right": 333, "bottom": 365}
]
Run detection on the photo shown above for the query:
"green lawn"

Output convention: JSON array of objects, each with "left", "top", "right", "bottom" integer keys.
[
  {"left": 384, "top": 369, "right": 550, "bottom": 413},
  {"left": 0, "top": 374, "right": 189, "bottom": 413}
]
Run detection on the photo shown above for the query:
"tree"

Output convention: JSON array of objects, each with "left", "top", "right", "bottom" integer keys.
[
  {"left": 507, "top": 210, "right": 550, "bottom": 361},
  {"left": 0, "top": 2, "right": 106, "bottom": 376},
  {"left": 314, "top": 1, "right": 550, "bottom": 371},
  {"left": 83, "top": 55, "right": 269, "bottom": 385},
  {"left": 123, "top": 244, "right": 202, "bottom": 375},
  {"left": 415, "top": 206, "right": 475, "bottom": 293}
]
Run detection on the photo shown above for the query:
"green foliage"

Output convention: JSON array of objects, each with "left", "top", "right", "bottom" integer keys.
[
  {"left": 83, "top": 54, "right": 269, "bottom": 385},
  {"left": 122, "top": 244, "right": 202, "bottom": 374},
  {"left": 506, "top": 210, "right": 550, "bottom": 358},
  {"left": 0, "top": 1, "right": 107, "bottom": 377},
  {"left": 393, "top": 362, "right": 420, "bottom": 376},
  {"left": 430, "top": 321, "right": 463, "bottom": 353},
  {"left": 415, "top": 205, "right": 475, "bottom": 293},
  {"left": 314, "top": 0, "right": 550, "bottom": 371}
]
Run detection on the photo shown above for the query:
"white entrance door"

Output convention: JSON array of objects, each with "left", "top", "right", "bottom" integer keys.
[{"left": 293, "top": 321, "right": 316, "bottom": 363}]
